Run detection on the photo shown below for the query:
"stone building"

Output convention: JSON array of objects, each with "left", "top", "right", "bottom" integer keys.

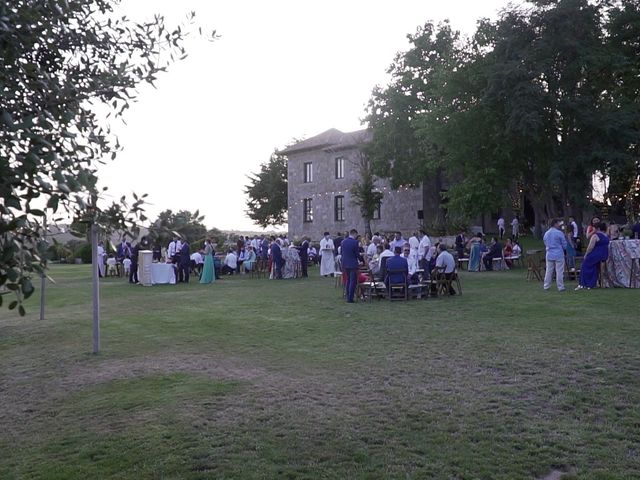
[{"left": 281, "top": 128, "right": 424, "bottom": 242}]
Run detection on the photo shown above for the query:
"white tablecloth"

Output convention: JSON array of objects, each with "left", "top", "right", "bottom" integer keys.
[{"left": 150, "top": 263, "right": 176, "bottom": 284}]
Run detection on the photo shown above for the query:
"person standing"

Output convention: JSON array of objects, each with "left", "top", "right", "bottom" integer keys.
[
  {"left": 319, "top": 232, "right": 335, "bottom": 277},
  {"left": 299, "top": 237, "right": 309, "bottom": 278},
  {"left": 511, "top": 217, "right": 519, "bottom": 241},
  {"left": 200, "top": 238, "right": 215, "bottom": 284},
  {"left": 497, "top": 217, "right": 506, "bottom": 240},
  {"left": 270, "top": 238, "right": 283, "bottom": 279},
  {"left": 576, "top": 222, "right": 609, "bottom": 290},
  {"left": 177, "top": 240, "right": 190, "bottom": 283},
  {"left": 129, "top": 241, "right": 140, "bottom": 284},
  {"left": 97, "top": 241, "right": 106, "bottom": 278},
  {"left": 543, "top": 218, "right": 568, "bottom": 292},
  {"left": 569, "top": 216, "right": 581, "bottom": 253},
  {"left": 341, "top": 229, "right": 360, "bottom": 303}
]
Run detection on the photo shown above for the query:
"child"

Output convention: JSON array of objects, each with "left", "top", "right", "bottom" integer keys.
[
  {"left": 106, "top": 255, "right": 117, "bottom": 277},
  {"left": 123, "top": 255, "right": 132, "bottom": 277}
]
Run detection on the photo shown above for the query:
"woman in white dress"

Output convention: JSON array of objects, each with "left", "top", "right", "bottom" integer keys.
[{"left": 319, "top": 231, "right": 335, "bottom": 277}]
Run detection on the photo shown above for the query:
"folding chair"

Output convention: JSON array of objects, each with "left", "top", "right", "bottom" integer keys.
[{"left": 386, "top": 269, "right": 408, "bottom": 301}]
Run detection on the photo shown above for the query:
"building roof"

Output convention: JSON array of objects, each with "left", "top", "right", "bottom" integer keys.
[{"left": 279, "top": 128, "right": 372, "bottom": 155}]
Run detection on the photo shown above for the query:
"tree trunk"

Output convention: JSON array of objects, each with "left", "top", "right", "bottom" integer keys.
[
  {"left": 532, "top": 200, "right": 545, "bottom": 239},
  {"left": 422, "top": 171, "right": 444, "bottom": 229},
  {"left": 363, "top": 216, "right": 372, "bottom": 239}
]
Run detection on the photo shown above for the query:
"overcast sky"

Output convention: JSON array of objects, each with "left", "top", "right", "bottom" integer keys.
[{"left": 97, "top": 0, "right": 520, "bottom": 232}]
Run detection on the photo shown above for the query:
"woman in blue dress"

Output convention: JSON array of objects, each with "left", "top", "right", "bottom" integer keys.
[
  {"left": 467, "top": 233, "right": 483, "bottom": 272},
  {"left": 576, "top": 222, "right": 609, "bottom": 290},
  {"left": 200, "top": 238, "right": 216, "bottom": 284}
]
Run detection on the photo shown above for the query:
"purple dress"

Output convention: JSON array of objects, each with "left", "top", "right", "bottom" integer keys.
[{"left": 579, "top": 232, "right": 609, "bottom": 288}]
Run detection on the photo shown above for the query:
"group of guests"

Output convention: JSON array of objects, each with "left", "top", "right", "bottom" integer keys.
[
  {"left": 318, "top": 229, "right": 458, "bottom": 303},
  {"left": 456, "top": 232, "right": 522, "bottom": 272},
  {"left": 543, "top": 215, "right": 626, "bottom": 291}
]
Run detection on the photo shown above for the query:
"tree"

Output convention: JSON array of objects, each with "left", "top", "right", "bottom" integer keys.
[
  {"left": 1, "top": 1, "right": 207, "bottom": 314},
  {"left": 245, "top": 151, "right": 288, "bottom": 228},
  {"left": 148, "top": 209, "right": 208, "bottom": 247},
  {"left": 349, "top": 150, "right": 383, "bottom": 238},
  {"left": 365, "top": 22, "right": 467, "bottom": 227}
]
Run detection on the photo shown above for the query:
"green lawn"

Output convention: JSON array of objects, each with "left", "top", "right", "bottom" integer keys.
[{"left": 0, "top": 262, "right": 638, "bottom": 479}]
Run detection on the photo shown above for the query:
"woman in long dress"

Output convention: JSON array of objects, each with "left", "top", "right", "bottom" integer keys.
[
  {"left": 576, "top": 222, "right": 609, "bottom": 290},
  {"left": 200, "top": 238, "right": 216, "bottom": 284},
  {"left": 467, "top": 233, "right": 483, "bottom": 272},
  {"left": 319, "top": 232, "right": 335, "bottom": 276}
]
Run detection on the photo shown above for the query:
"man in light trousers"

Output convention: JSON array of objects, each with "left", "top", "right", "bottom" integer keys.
[{"left": 543, "top": 218, "right": 568, "bottom": 291}]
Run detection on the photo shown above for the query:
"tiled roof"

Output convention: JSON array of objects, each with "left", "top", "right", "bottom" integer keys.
[{"left": 279, "top": 128, "right": 371, "bottom": 155}]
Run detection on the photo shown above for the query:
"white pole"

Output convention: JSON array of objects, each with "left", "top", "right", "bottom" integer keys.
[{"left": 91, "top": 218, "right": 100, "bottom": 354}]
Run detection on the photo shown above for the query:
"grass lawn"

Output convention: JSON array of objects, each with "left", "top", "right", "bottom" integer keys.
[{"left": 0, "top": 260, "right": 638, "bottom": 479}]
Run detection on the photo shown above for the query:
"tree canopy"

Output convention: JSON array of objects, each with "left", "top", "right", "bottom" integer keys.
[
  {"left": 1, "top": 1, "right": 208, "bottom": 314},
  {"left": 366, "top": 0, "right": 640, "bottom": 234},
  {"left": 244, "top": 151, "right": 288, "bottom": 228}
]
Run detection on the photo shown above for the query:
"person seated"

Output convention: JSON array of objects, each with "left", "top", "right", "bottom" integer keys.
[
  {"left": 106, "top": 255, "right": 117, "bottom": 277},
  {"left": 503, "top": 238, "right": 514, "bottom": 268},
  {"left": 607, "top": 223, "right": 621, "bottom": 240},
  {"left": 222, "top": 249, "right": 238, "bottom": 275},
  {"left": 482, "top": 237, "right": 503, "bottom": 271},
  {"left": 369, "top": 244, "right": 384, "bottom": 276},
  {"left": 243, "top": 245, "right": 257, "bottom": 272},
  {"left": 434, "top": 244, "right": 457, "bottom": 294},
  {"left": 308, "top": 245, "right": 318, "bottom": 264},
  {"left": 385, "top": 246, "right": 409, "bottom": 288},
  {"left": 402, "top": 245, "right": 420, "bottom": 284},
  {"left": 512, "top": 240, "right": 522, "bottom": 257}
]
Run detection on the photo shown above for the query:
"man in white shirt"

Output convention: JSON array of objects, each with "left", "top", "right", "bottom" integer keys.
[
  {"left": 511, "top": 217, "right": 520, "bottom": 241},
  {"left": 389, "top": 231, "right": 406, "bottom": 252},
  {"left": 435, "top": 244, "right": 457, "bottom": 294},
  {"left": 222, "top": 249, "right": 238, "bottom": 275},
  {"left": 366, "top": 236, "right": 380, "bottom": 260},
  {"left": 418, "top": 230, "right": 431, "bottom": 269},
  {"left": 97, "top": 241, "right": 106, "bottom": 278},
  {"left": 402, "top": 245, "right": 419, "bottom": 280},
  {"left": 167, "top": 236, "right": 182, "bottom": 263},
  {"left": 408, "top": 231, "right": 420, "bottom": 258},
  {"left": 497, "top": 217, "right": 506, "bottom": 240}
]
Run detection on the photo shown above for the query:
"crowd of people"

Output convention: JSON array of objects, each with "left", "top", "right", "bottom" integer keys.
[{"left": 543, "top": 216, "right": 640, "bottom": 292}]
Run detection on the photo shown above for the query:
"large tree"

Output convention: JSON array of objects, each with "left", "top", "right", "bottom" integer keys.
[
  {"left": 365, "top": 21, "right": 466, "bottom": 228},
  {"left": 244, "top": 151, "right": 288, "bottom": 228},
  {"left": 0, "top": 1, "right": 206, "bottom": 314},
  {"left": 148, "top": 209, "right": 208, "bottom": 247}
]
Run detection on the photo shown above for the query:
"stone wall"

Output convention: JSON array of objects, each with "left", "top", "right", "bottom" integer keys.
[{"left": 287, "top": 146, "right": 424, "bottom": 242}]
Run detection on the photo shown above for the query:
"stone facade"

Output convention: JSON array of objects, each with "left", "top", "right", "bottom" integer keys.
[{"left": 282, "top": 128, "right": 424, "bottom": 242}]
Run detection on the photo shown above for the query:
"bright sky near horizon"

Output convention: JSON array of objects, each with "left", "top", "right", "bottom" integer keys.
[{"left": 97, "top": 0, "right": 520, "bottom": 232}]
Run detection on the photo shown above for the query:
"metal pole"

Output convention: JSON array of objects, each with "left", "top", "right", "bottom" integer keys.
[
  {"left": 91, "top": 219, "right": 100, "bottom": 354},
  {"left": 39, "top": 215, "right": 47, "bottom": 321}
]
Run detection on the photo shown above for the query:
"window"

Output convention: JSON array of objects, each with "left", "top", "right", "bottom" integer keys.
[
  {"left": 303, "top": 162, "right": 313, "bottom": 183},
  {"left": 335, "top": 157, "right": 344, "bottom": 179},
  {"left": 334, "top": 195, "right": 345, "bottom": 222},
  {"left": 372, "top": 200, "right": 381, "bottom": 220},
  {"left": 303, "top": 198, "right": 313, "bottom": 222}
]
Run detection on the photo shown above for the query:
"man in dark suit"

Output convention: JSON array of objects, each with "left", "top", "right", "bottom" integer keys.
[
  {"left": 117, "top": 238, "right": 131, "bottom": 263},
  {"left": 271, "top": 238, "right": 283, "bottom": 279},
  {"left": 385, "top": 246, "right": 409, "bottom": 287},
  {"left": 299, "top": 237, "right": 309, "bottom": 278},
  {"left": 341, "top": 229, "right": 360, "bottom": 303},
  {"left": 129, "top": 241, "right": 139, "bottom": 284},
  {"left": 178, "top": 240, "right": 190, "bottom": 283},
  {"left": 483, "top": 237, "right": 503, "bottom": 271}
]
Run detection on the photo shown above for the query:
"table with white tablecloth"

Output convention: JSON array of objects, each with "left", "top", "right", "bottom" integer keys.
[
  {"left": 150, "top": 263, "right": 176, "bottom": 285},
  {"left": 602, "top": 239, "right": 640, "bottom": 288}
]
